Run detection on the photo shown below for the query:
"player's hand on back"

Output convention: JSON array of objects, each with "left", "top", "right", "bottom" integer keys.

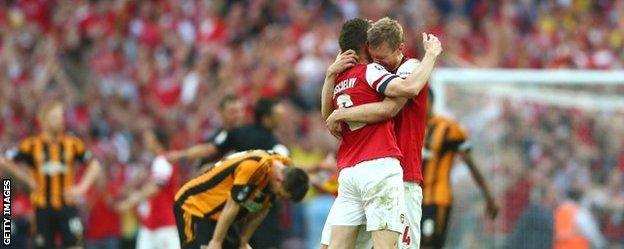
[
  {"left": 422, "top": 33, "right": 442, "bottom": 57},
  {"left": 327, "top": 50, "right": 358, "bottom": 77},
  {"left": 326, "top": 109, "right": 344, "bottom": 139},
  {"left": 239, "top": 243, "right": 253, "bottom": 249}
]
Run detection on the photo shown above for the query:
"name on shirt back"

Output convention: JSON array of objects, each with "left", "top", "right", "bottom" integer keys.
[{"left": 333, "top": 78, "right": 356, "bottom": 95}]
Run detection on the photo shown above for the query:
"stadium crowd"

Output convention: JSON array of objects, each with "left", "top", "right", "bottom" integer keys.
[{"left": 0, "top": 0, "right": 623, "bottom": 248}]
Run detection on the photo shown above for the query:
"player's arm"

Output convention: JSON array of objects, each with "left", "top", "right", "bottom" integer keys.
[
  {"left": 460, "top": 150, "right": 498, "bottom": 219},
  {"left": 169, "top": 127, "right": 243, "bottom": 163},
  {"left": 382, "top": 33, "right": 442, "bottom": 97},
  {"left": 239, "top": 208, "right": 270, "bottom": 247},
  {"left": 116, "top": 182, "right": 160, "bottom": 212},
  {"left": 209, "top": 159, "right": 261, "bottom": 248},
  {"left": 0, "top": 156, "right": 36, "bottom": 191},
  {"left": 327, "top": 96, "right": 408, "bottom": 124},
  {"left": 66, "top": 138, "right": 101, "bottom": 198},
  {"left": 167, "top": 143, "right": 218, "bottom": 163},
  {"left": 209, "top": 195, "right": 242, "bottom": 248},
  {"left": 321, "top": 50, "right": 358, "bottom": 120},
  {"left": 116, "top": 157, "right": 172, "bottom": 212},
  {"left": 70, "top": 159, "right": 102, "bottom": 198}
]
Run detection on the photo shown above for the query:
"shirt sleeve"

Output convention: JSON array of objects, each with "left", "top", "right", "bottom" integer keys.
[
  {"left": 395, "top": 59, "right": 420, "bottom": 79},
  {"left": 365, "top": 63, "right": 400, "bottom": 94},
  {"left": 271, "top": 144, "right": 289, "bottom": 157},
  {"left": 6, "top": 138, "right": 35, "bottom": 167},
  {"left": 151, "top": 156, "right": 173, "bottom": 186},
  {"left": 231, "top": 160, "right": 267, "bottom": 203},
  {"left": 214, "top": 129, "right": 236, "bottom": 155},
  {"left": 197, "top": 129, "right": 227, "bottom": 165},
  {"left": 445, "top": 121, "right": 471, "bottom": 152},
  {"left": 72, "top": 137, "right": 93, "bottom": 164}
]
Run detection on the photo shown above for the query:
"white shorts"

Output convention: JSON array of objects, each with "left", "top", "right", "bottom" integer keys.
[
  {"left": 399, "top": 182, "right": 423, "bottom": 249},
  {"left": 321, "top": 181, "right": 422, "bottom": 248},
  {"left": 320, "top": 157, "right": 405, "bottom": 246},
  {"left": 136, "top": 225, "right": 180, "bottom": 249}
]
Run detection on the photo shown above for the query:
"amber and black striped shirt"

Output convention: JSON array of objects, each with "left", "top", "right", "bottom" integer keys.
[
  {"left": 175, "top": 150, "right": 290, "bottom": 221},
  {"left": 422, "top": 115, "right": 471, "bottom": 207},
  {"left": 7, "top": 133, "right": 93, "bottom": 209}
]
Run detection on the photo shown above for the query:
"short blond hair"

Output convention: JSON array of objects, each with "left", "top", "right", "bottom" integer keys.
[{"left": 367, "top": 17, "right": 404, "bottom": 51}]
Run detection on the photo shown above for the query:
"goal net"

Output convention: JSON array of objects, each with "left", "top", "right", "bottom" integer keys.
[{"left": 430, "top": 69, "right": 624, "bottom": 249}]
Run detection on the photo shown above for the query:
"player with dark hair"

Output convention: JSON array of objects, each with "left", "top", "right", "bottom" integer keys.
[
  {"left": 173, "top": 150, "right": 309, "bottom": 249},
  {"left": 168, "top": 97, "right": 288, "bottom": 163},
  {"left": 168, "top": 97, "right": 289, "bottom": 249},
  {"left": 197, "top": 94, "right": 246, "bottom": 166}
]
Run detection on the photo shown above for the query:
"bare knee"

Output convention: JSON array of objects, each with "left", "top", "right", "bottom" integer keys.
[
  {"left": 319, "top": 244, "right": 329, "bottom": 249},
  {"left": 328, "top": 225, "right": 360, "bottom": 249},
  {"left": 371, "top": 230, "right": 400, "bottom": 249}
]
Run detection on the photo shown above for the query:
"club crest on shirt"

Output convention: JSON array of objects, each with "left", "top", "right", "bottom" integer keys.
[
  {"left": 41, "top": 161, "right": 67, "bottom": 175},
  {"left": 235, "top": 185, "right": 253, "bottom": 202}
]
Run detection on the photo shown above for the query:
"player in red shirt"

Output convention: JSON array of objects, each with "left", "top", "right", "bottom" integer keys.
[
  {"left": 319, "top": 18, "right": 442, "bottom": 249},
  {"left": 117, "top": 128, "right": 180, "bottom": 249},
  {"left": 324, "top": 17, "right": 435, "bottom": 249}
]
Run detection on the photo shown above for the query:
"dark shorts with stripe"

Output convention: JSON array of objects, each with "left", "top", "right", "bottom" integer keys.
[
  {"left": 34, "top": 206, "right": 83, "bottom": 249},
  {"left": 173, "top": 203, "right": 241, "bottom": 249},
  {"left": 420, "top": 204, "right": 452, "bottom": 249}
]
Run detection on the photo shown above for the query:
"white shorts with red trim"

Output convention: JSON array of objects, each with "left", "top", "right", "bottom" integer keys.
[{"left": 320, "top": 157, "right": 406, "bottom": 246}]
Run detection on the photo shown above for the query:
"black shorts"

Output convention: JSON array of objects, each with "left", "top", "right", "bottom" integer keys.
[
  {"left": 34, "top": 206, "right": 83, "bottom": 249},
  {"left": 173, "top": 204, "right": 241, "bottom": 249},
  {"left": 420, "top": 205, "right": 452, "bottom": 249}
]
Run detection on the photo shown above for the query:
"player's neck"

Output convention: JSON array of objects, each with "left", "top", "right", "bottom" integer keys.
[
  {"left": 42, "top": 130, "right": 62, "bottom": 141},
  {"left": 391, "top": 54, "right": 405, "bottom": 72}
]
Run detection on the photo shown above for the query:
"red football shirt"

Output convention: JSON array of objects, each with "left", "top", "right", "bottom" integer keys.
[
  {"left": 392, "top": 57, "right": 427, "bottom": 184},
  {"left": 138, "top": 155, "right": 178, "bottom": 229},
  {"left": 86, "top": 182, "right": 121, "bottom": 240},
  {"left": 332, "top": 63, "right": 402, "bottom": 169}
]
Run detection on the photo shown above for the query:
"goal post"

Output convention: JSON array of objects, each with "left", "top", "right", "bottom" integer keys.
[
  {"left": 428, "top": 68, "right": 624, "bottom": 248},
  {"left": 431, "top": 69, "right": 624, "bottom": 114}
]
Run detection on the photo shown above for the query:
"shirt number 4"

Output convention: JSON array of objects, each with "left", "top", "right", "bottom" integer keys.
[{"left": 402, "top": 226, "right": 411, "bottom": 245}]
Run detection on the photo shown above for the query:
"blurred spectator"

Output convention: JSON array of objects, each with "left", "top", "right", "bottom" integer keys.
[
  {"left": 85, "top": 171, "right": 122, "bottom": 249},
  {"left": 506, "top": 183, "right": 556, "bottom": 249},
  {"left": 554, "top": 189, "right": 607, "bottom": 249}
]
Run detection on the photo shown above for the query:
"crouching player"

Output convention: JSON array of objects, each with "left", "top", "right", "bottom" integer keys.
[{"left": 173, "top": 150, "right": 309, "bottom": 249}]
